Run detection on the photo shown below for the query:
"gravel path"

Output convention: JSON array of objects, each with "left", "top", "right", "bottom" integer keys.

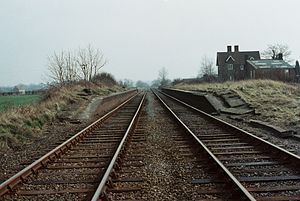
[
  {"left": 107, "top": 92, "right": 231, "bottom": 200},
  {"left": 104, "top": 92, "right": 233, "bottom": 200}
]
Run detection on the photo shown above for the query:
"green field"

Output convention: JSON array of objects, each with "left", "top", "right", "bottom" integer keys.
[{"left": 0, "top": 95, "right": 41, "bottom": 112}]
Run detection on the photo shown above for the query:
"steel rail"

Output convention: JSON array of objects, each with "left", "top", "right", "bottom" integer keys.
[
  {"left": 153, "top": 89, "right": 256, "bottom": 201},
  {"left": 0, "top": 92, "right": 139, "bottom": 196},
  {"left": 91, "top": 93, "right": 146, "bottom": 201},
  {"left": 159, "top": 89, "right": 300, "bottom": 162}
]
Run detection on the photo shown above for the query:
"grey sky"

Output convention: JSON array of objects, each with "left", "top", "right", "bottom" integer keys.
[{"left": 0, "top": 0, "right": 299, "bottom": 86}]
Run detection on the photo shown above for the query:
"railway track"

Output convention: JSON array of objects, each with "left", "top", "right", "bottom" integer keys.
[
  {"left": 154, "top": 89, "right": 300, "bottom": 200},
  {"left": 1, "top": 89, "right": 299, "bottom": 200},
  {"left": 0, "top": 92, "right": 145, "bottom": 200},
  {"left": 94, "top": 91, "right": 253, "bottom": 200}
]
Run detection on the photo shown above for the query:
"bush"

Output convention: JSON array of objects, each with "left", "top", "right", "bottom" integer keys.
[{"left": 92, "top": 72, "right": 117, "bottom": 87}]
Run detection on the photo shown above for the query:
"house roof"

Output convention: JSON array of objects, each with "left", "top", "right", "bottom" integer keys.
[
  {"left": 216, "top": 51, "right": 260, "bottom": 66},
  {"left": 247, "top": 59, "right": 294, "bottom": 69}
]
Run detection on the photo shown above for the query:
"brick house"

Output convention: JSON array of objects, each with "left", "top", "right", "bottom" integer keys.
[
  {"left": 217, "top": 45, "right": 296, "bottom": 82},
  {"left": 216, "top": 45, "right": 260, "bottom": 81}
]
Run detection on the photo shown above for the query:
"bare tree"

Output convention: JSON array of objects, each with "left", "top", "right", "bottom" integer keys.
[
  {"left": 198, "top": 55, "right": 215, "bottom": 78},
  {"left": 261, "top": 43, "right": 293, "bottom": 62},
  {"left": 64, "top": 51, "right": 78, "bottom": 83},
  {"left": 77, "top": 48, "right": 89, "bottom": 81},
  {"left": 158, "top": 67, "right": 169, "bottom": 87},
  {"left": 48, "top": 51, "right": 66, "bottom": 85},
  {"left": 48, "top": 45, "right": 107, "bottom": 85},
  {"left": 77, "top": 45, "right": 107, "bottom": 81},
  {"left": 48, "top": 50, "right": 79, "bottom": 85}
]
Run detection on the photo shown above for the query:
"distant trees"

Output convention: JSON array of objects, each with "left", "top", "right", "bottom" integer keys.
[
  {"left": 119, "top": 79, "right": 134, "bottom": 88},
  {"left": 135, "top": 80, "right": 149, "bottom": 89},
  {"left": 151, "top": 79, "right": 160, "bottom": 88},
  {"left": 48, "top": 45, "right": 107, "bottom": 85},
  {"left": 261, "top": 43, "right": 293, "bottom": 62},
  {"left": 197, "top": 55, "right": 217, "bottom": 82},
  {"left": 198, "top": 55, "right": 216, "bottom": 78},
  {"left": 158, "top": 67, "right": 170, "bottom": 87}
]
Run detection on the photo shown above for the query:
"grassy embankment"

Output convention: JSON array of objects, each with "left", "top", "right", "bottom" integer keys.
[
  {"left": 0, "top": 84, "right": 123, "bottom": 149},
  {"left": 175, "top": 80, "right": 300, "bottom": 127}
]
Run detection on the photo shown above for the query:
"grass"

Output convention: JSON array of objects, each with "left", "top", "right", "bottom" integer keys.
[
  {"left": 175, "top": 80, "right": 300, "bottom": 127},
  {"left": 0, "top": 83, "right": 124, "bottom": 149},
  {"left": 0, "top": 95, "right": 41, "bottom": 112}
]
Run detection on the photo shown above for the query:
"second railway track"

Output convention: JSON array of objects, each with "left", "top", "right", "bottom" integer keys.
[{"left": 155, "top": 89, "right": 300, "bottom": 200}]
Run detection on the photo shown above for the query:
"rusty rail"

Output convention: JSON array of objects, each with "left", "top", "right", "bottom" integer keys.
[
  {"left": 154, "top": 88, "right": 300, "bottom": 200},
  {"left": 0, "top": 91, "right": 138, "bottom": 196},
  {"left": 160, "top": 89, "right": 300, "bottom": 163},
  {"left": 153, "top": 89, "right": 256, "bottom": 200},
  {"left": 91, "top": 93, "right": 146, "bottom": 201}
]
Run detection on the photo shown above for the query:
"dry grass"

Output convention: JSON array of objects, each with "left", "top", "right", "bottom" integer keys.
[
  {"left": 175, "top": 80, "right": 300, "bottom": 127},
  {"left": 0, "top": 83, "right": 124, "bottom": 148}
]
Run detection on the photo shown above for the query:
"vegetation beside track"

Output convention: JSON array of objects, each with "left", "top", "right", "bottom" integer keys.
[
  {"left": 0, "top": 82, "right": 124, "bottom": 149},
  {"left": 174, "top": 80, "right": 300, "bottom": 128}
]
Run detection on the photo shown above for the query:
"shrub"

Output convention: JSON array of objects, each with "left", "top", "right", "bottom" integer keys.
[{"left": 92, "top": 72, "right": 117, "bottom": 87}]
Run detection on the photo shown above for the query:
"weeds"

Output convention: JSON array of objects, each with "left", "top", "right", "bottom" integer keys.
[
  {"left": 0, "top": 83, "right": 123, "bottom": 149},
  {"left": 175, "top": 80, "right": 300, "bottom": 127}
]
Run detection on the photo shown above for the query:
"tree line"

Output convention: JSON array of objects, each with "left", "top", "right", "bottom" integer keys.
[{"left": 48, "top": 45, "right": 107, "bottom": 85}]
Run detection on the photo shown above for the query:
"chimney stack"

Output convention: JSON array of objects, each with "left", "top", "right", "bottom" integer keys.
[
  {"left": 277, "top": 53, "right": 283, "bottom": 60},
  {"left": 234, "top": 45, "right": 239, "bottom": 52},
  {"left": 227, "top": 45, "right": 232, "bottom": 52}
]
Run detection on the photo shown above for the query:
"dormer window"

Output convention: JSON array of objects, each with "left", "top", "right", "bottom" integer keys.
[
  {"left": 240, "top": 65, "right": 244, "bottom": 70},
  {"left": 227, "top": 64, "right": 233, "bottom": 70},
  {"left": 249, "top": 57, "right": 255, "bottom": 60}
]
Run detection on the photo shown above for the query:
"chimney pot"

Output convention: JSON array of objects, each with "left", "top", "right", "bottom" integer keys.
[
  {"left": 234, "top": 45, "right": 239, "bottom": 52},
  {"left": 227, "top": 45, "right": 232, "bottom": 52}
]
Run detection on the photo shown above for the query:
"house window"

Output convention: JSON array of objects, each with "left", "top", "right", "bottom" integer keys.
[
  {"left": 240, "top": 65, "right": 244, "bottom": 70},
  {"left": 227, "top": 64, "right": 233, "bottom": 70}
]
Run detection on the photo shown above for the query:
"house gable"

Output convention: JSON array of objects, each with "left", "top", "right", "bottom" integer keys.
[{"left": 225, "top": 55, "right": 235, "bottom": 63}]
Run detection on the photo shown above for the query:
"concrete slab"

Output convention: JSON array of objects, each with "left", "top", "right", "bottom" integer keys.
[
  {"left": 249, "top": 119, "right": 296, "bottom": 138},
  {"left": 221, "top": 108, "right": 254, "bottom": 115},
  {"left": 224, "top": 97, "right": 246, "bottom": 108}
]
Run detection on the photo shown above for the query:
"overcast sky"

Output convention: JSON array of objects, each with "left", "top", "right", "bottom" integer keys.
[{"left": 0, "top": 0, "right": 300, "bottom": 86}]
